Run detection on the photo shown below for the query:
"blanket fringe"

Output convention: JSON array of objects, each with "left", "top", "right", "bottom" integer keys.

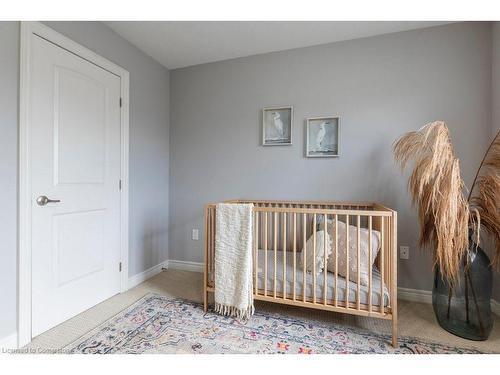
[{"left": 214, "top": 302, "right": 254, "bottom": 320}]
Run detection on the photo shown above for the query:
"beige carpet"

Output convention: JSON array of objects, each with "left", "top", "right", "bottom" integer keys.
[{"left": 26, "top": 269, "right": 500, "bottom": 353}]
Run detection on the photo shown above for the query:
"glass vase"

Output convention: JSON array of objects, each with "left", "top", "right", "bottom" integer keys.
[{"left": 432, "top": 240, "right": 493, "bottom": 341}]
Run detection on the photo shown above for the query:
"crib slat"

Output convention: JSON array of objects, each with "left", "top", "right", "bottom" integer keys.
[
  {"left": 380, "top": 218, "right": 385, "bottom": 315},
  {"left": 345, "top": 214, "right": 349, "bottom": 309},
  {"left": 303, "top": 213, "right": 307, "bottom": 303},
  {"left": 323, "top": 213, "right": 328, "bottom": 305},
  {"left": 388, "top": 216, "right": 391, "bottom": 309},
  {"left": 264, "top": 212, "right": 268, "bottom": 297},
  {"left": 209, "top": 208, "right": 212, "bottom": 285},
  {"left": 204, "top": 207, "right": 208, "bottom": 311},
  {"left": 205, "top": 208, "right": 209, "bottom": 288},
  {"left": 283, "top": 212, "right": 287, "bottom": 300},
  {"left": 357, "top": 215, "right": 361, "bottom": 311},
  {"left": 334, "top": 214, "right": 338, "bottom": 307},
  {"left": 255, "top": 212, "right": 259, "bottom": 295},
  {"left": 211, "top": 207, "right": 215, "bottom": 285},
  {"left": 313, "top": 214, "right": 317, "bottom": 304},
  {"left": 293, "top": 212, "right": 297, "bottom": 301},
  {"left": 207, "top": 208, "right": 211, "bottom": 285},
  {"left": 391, "top": 214, "right": 398, "bottom": 347},
  {"left": 368, "top": 215, "right": 373, "bottom": 313},
  {"left": 274, "top": 212, "right": 278, "bottom": 299}
]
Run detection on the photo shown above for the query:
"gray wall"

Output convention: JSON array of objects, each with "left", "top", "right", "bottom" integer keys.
[
  {"left": 0, "top": 22, "right": 170, "bottom": 340},
  {"left": 170, "top": 22, "right": 493, "bottom": 294},
  {"left": 0, "top": 22, "right": 20, "bottom": 341}
]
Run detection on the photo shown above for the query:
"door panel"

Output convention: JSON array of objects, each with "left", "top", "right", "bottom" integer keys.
[
  {"left": 54, "top": 209, "right": 105, "bottom": 286},
  {"left": 30, "top": 34, "right": 122, "bottom": 337},
  {"left": 55, "top": 66, "right": 107, "bottom": 185}
]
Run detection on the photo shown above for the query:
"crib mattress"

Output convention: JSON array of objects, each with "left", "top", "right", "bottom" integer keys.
[{"left": 256, "top": 249, "right": 390, "bottom": 307}]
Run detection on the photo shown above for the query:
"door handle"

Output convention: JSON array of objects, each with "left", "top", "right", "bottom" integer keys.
[{"left": 36, "top": 195, "right": 61, "bottom": 206}]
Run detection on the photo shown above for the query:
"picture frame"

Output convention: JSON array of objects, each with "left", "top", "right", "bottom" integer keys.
[
  {"left": 262, "top": 106, "right": 293, "bottom": 146},
  {"left": 306, "top": 116, "right": 340, "bottom": 157}
]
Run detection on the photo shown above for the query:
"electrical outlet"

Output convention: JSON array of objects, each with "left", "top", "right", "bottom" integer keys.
[
  {"left": 192, "top": 229, "right": 199, "bottom": 241},
  {"left": 400, "top": 246, "right": 410, "bottom": 260}
]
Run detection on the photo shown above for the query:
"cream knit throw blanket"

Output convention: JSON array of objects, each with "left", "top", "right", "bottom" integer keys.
[{"left": 214, "top": 203, "right": 254, "bottom": 319}]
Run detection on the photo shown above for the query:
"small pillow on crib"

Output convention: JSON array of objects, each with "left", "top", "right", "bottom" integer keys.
[
  {"left": 324, "top": 220, "right": 381, "bottom": 286},
  {"left": 299, "top": 230, "right": 332, "bottom": 275}
]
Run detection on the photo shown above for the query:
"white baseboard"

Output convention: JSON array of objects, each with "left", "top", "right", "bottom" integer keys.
[
  {"left": 128, "top": 260, "right": 169, "bottom": 289},
  {"left": 398, "top": 287, "right": 500, "bottom": 317},
  {"left": 397, "top": 287, "right": 432, "bottom": 304},
  {"left": 127, "top": 259, "right": 202, "bottom": 289},
  {"left": 0, "top": 332, "right": 18, "bottom": 350},
  {"left": 167, "top": 259, "right": 203, "bottom": 273}
]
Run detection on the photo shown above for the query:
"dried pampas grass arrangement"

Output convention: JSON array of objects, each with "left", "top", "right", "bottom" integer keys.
[
  {"left": 469, "top": 132, "right": 500, "bottom": 267},
  {"left": 394, "top": 121, "right": 500, "bottom": 283}
]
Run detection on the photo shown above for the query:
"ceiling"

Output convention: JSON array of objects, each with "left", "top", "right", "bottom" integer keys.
[{"left": 104, "top": 21, "right": 451, "bottom": 70}]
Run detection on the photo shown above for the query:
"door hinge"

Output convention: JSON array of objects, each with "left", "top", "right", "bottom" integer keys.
[
  {"left": 119, "top": 262, "right": 122, "bottom": 272},
  {"left": 119, "top": 179, "right": 122, "bottom": 190},
  {"left": 119, "top": 97, "right": 122, "bottom": 108}
]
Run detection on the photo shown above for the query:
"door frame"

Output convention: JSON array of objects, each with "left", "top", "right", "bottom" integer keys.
[{"left": 18, "top": 21, "right": 130, "bottom": 347}]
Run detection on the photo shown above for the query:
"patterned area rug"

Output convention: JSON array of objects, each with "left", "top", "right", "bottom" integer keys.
[{"left": 66, "top": 294, "right": 483, "bottom": 354}]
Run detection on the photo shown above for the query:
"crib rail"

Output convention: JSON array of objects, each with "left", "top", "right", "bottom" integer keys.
[{"left": 204, "top": 200, "right": 398, "bottom": 346}]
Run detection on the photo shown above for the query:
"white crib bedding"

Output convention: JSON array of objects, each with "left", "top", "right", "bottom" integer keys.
[{"left": 256, "top": 249, "right": 390, "bottom": 307}]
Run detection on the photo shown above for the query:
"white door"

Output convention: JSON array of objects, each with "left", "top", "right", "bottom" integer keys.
[{"left": 30, "top": 35, "right": 122, "bottom": 337}]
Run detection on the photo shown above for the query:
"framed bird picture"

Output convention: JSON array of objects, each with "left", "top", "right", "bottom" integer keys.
[
  {"left": 262, "top": 106, "right": 293, "bottom": 146},
  {"left": 306, "top": 116, "right": 340, "bottom": 157}
]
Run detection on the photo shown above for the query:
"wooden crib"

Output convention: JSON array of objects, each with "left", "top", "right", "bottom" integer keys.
[{"left": 204, "top": 200, "right": 398, "bottom": 347}]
